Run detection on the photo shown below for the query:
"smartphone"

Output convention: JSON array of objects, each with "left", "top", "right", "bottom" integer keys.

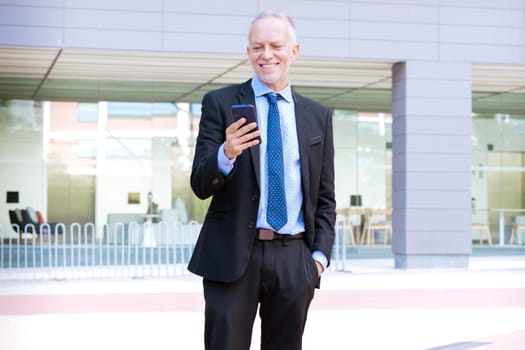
[
  {"left": 231, "top": 104, "right": 260, "bottom": 141},
  {"left": 231, "top": 104, "right": 257, "bottom": 126}
]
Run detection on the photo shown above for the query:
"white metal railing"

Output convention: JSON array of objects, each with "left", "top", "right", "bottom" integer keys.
[
  {"left": 331, "top": 214, "right": 350, "bottom": 271},
  {"left": 1, "top": 218, "right": 356, "bottom": 281},
  {"left": 0, "top": 220, "right": 202, "bottom": 281}
]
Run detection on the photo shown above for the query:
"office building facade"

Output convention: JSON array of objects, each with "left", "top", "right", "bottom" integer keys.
[{"left": 1, "top": 1, "right": 524, "bottom": 268}]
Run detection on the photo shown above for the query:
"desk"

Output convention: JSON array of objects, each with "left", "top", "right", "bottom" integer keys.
[
  {"left": 336, "top": 208, "right": 367, "bottom": 243},
  {"left": 490, "top": 209, "right": 525, "bottom": 246},
  {"left": 337, "top": 208, "right": 394, "bottom": 244},
  {"left": 362, "top": 208, "right": 392, "bottom": 245},
  {"left": 336, "top": 208, "right": 368, "bottom": 218},
  {"left": 140, "top": 214, "right": 159, "bottom": 247}
]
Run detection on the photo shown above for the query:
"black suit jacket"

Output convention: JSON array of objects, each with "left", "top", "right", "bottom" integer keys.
[{"left": 188, "top": 79, "right": 336, "bottom": 283}]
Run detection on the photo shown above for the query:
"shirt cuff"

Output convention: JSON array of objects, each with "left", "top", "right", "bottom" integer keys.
[
  {"left": 217, "top": 143, "right": 235, "bottom": 175},
  {"left": 312, "top": 250, "right": 328, "bottom": 272}
]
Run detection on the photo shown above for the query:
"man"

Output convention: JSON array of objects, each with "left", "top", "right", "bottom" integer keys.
[{"left": 189, "top": 10, "right": 336, "bottom": 350}]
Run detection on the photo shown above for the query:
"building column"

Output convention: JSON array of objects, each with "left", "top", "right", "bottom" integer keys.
[{"left": 391, "top": 61, "right": 472, "bottom": 268}]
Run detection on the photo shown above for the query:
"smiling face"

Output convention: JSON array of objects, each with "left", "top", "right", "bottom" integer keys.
[{"left": 247, "top": 15, "right": 300, "bottom": 92}]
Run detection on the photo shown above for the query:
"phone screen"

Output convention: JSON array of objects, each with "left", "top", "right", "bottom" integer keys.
[
  {"left": 231, "top": 104, "right": 259, "bottom": 141},
  {"left": 231, "top": 104, "right": 257, "bottom": 125}
]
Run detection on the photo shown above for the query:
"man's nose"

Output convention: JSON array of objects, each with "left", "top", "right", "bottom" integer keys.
[{"left": 262, "top": 46, "right": 273, "bottom": 59}]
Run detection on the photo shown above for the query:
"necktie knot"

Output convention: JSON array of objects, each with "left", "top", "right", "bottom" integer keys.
[{"left": 265, "top": 93, "right": 280, "bottom": 106}]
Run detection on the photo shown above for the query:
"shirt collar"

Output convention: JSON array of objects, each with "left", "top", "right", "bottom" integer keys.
[{"left": 251, "top": 75, "right": 293, "bottom": 103}]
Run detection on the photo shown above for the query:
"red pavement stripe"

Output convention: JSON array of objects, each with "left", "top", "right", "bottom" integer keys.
[
  {"left": 0, "top": 292, "right": 203, "bottom": 315},
  {"left": 0, "top": 288, "right": 523, "bottom": 316},
  {"left": 312, "top": 288, "right": 525, "bottom": 310}
]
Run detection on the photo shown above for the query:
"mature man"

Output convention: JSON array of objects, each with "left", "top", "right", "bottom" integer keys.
[{"left": 189, "top": 10, "right": 336, "bottom": 350}]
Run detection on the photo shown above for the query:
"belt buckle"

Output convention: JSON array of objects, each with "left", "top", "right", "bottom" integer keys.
[{"left": 258, "top": 229, "right": 274, "bottom": 240}]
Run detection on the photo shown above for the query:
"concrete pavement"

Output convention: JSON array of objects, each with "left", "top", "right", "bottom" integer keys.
[{"left": 0, "top": 255, "right": 524, "bottom": 349}]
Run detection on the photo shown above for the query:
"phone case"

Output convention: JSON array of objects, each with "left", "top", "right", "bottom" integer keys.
[{"left": 231, "top": 104, "right": 257, "bottom": 125}]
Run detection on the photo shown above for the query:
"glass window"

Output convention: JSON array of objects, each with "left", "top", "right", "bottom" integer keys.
[
  {"left": 77, "top": 103, "right": 98, "bottom": 122},
  {"left": 333, "top": 110, "right": 392, "bottom": 210},
  {"left": 471, "top": 112, "right": 525, "bottom": 245},
  {"left": 108, "top": 102, "right": 153, "bottom": 118}
]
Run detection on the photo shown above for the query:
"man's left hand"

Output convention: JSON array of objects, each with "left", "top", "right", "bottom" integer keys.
[{"left": 315, "top": 261, "right": 324, "bottom": 278}]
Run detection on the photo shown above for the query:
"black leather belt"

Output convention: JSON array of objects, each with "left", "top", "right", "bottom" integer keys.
[{"left": 257, "top": 229, "right": 304, "bottom": 241}]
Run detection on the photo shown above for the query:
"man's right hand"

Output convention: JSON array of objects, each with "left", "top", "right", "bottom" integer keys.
[{"left": 223, "top": 118, "right": 261, "bottom": 159}]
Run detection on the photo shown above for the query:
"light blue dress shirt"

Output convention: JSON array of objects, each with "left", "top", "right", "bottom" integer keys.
[{"left": 217, "top": 76, "right": 328, "bottom": 270}]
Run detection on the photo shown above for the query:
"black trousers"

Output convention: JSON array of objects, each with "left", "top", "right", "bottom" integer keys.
[{"left": 203, "top": 238, "right": 319, "bottom": 350}]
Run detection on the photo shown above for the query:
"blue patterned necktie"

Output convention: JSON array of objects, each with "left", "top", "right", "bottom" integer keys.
[{"left": 265, "top": 93, "right": 287, "bottom": 231}]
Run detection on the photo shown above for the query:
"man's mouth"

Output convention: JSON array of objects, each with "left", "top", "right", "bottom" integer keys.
[{"left": 260, "top": 63, "right": 278, "bottom": 68}]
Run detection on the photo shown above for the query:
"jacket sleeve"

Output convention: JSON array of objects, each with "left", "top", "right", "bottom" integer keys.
[
  {"left": 190, "top": 92, "right": 231, "bottom": 200},
  {"left": 313, "top": 107, "right": 336, "bottom": 265}
]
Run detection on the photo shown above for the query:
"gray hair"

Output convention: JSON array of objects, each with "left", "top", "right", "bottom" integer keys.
[{"left": 249, "top": 10, "right": 297, "bottom": 44}]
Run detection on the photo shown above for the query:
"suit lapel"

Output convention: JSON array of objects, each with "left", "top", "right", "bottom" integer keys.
[
  {"left": 293, "top": 92, "right": 311, "bottom": 198},
  {"left": 237, "top": 80, "right": 261, "bottom": 187}
]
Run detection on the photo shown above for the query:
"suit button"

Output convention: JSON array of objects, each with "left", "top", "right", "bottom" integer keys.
[
  {"left": 212, "top": 178, "right": 219, "bottom": 185},
  {"left": 248, "top": 222, "right": 255, "bottom": 229},
  {"left": 251, "top": 194, "right": 258, "bottom": 201}
]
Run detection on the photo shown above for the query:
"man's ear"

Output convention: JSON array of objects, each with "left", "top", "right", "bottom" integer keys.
[{"left": 291, "top": 43, "right": 300, "bottom": 61}]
